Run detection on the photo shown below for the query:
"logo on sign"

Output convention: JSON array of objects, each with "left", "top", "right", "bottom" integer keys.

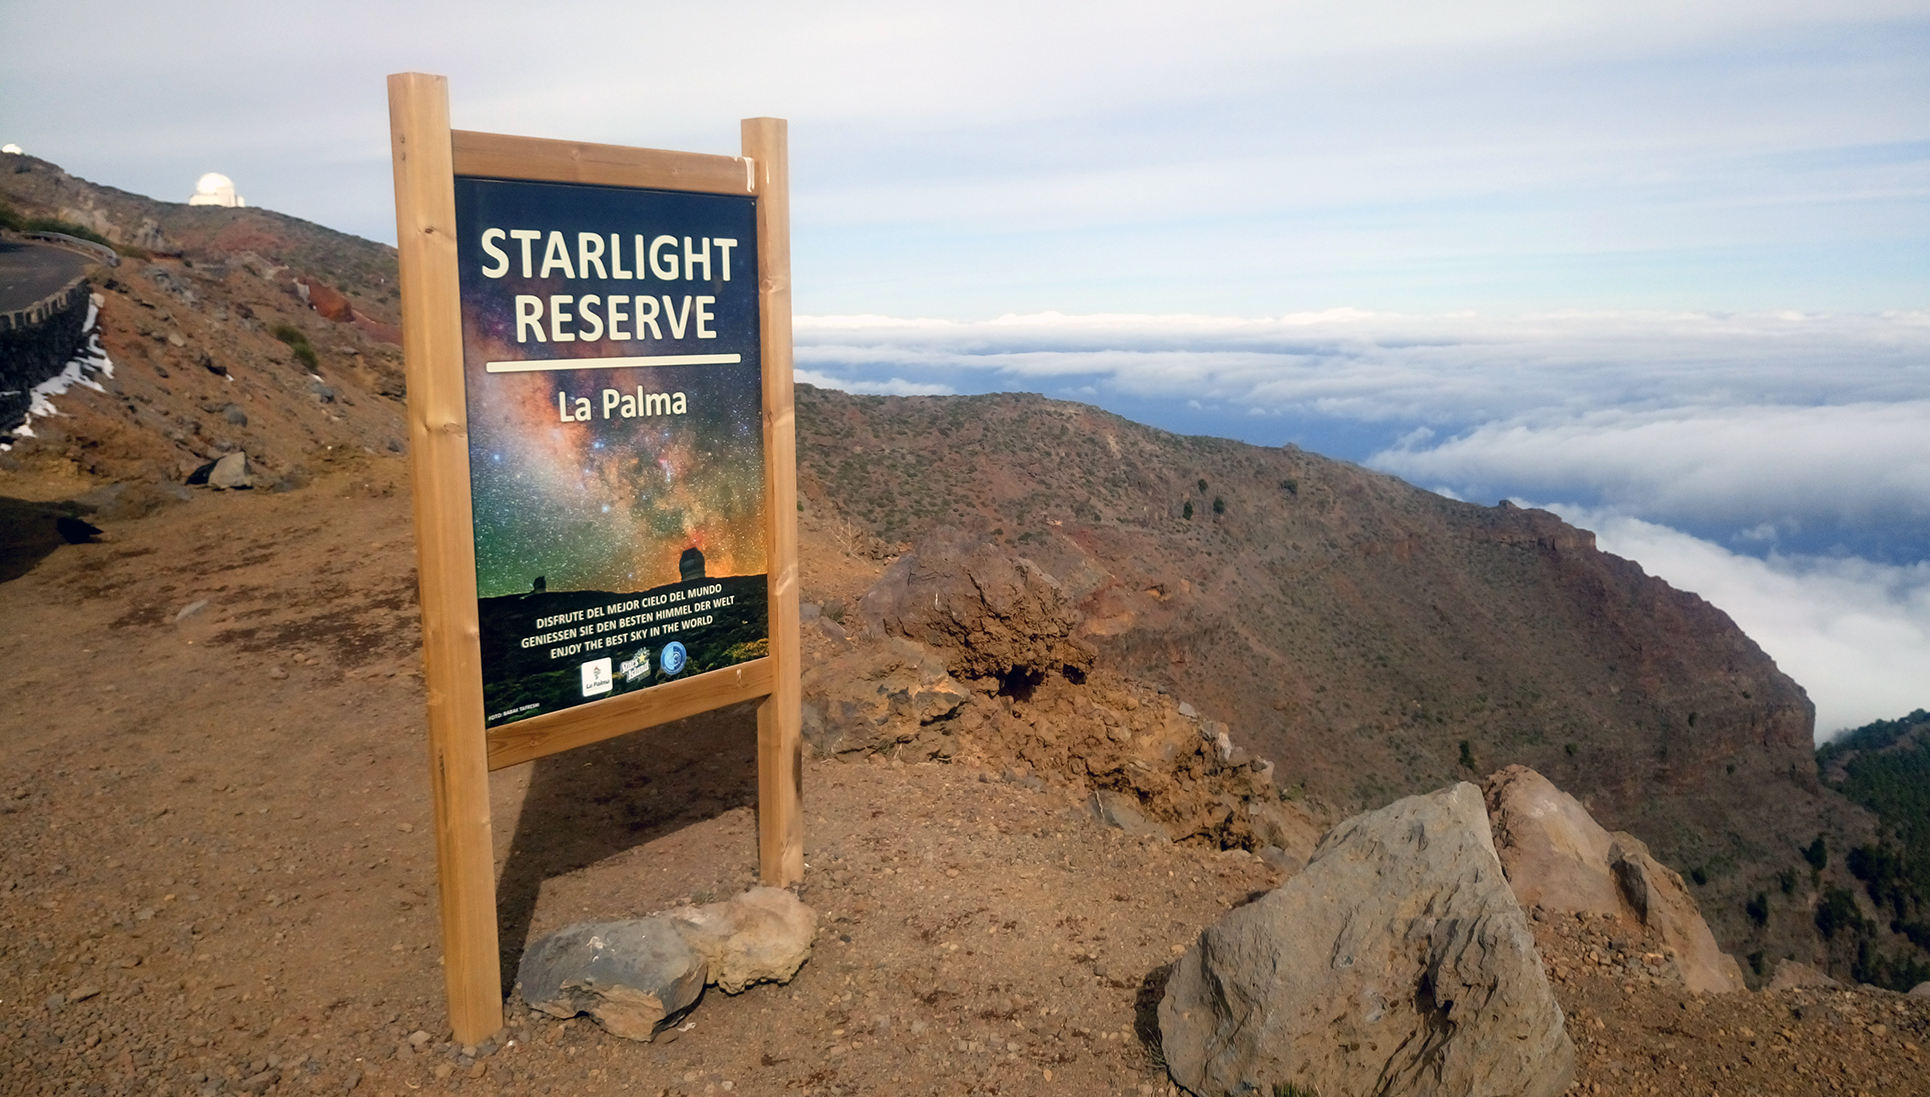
[
  {"left": 619, "top": 648, "right": 651, "bottom": 682},
  {"left": 660, "top": 641, "right": 688, "bottom": 677},
  {"left": 580, "top": 657, "right": 614, "bottom": 696}
]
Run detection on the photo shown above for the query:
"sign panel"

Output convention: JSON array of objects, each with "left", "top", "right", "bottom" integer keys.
[
  {"left": 452, "top": 179, "right": 770, "bottom": 726},
  {"left": 389, "top": 71, "right": 801, "bottom": 1045}
]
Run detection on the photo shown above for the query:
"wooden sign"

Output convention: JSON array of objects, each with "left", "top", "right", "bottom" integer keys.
[{"left": 387, "top": 72, "right": 801, "bottom": 1043}]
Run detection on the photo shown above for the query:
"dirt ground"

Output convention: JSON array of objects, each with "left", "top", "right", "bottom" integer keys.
[{"left": 3, "top": 463, "right": 1928, "bottom": 1097}]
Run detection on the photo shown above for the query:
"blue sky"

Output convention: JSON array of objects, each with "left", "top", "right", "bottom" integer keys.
[{"left": 4, "top": 0, "right": 1926, "bottom": 736}]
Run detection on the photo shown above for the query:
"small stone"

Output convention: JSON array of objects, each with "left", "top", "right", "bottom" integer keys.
[
  {"left": 407, "top": 1030, "right": 432, "bottom": 1048},
  {"left": 208, "top": 452, "right": 253, "bottom": 490},
  {"left": 268, "top": 667, "right": 286, "bottom": 680},
  {"left": 397, "top": 822, "right": 414, "bottom": 833},
  {"left": 432, "top": 1062, "right": 453, "bottom": 1080},
  {"left": 69, "top": 985, "right": 101, "bottom": 1002},
  {"left": 42, "top": 993, "right": 64, "bottom": 1011}
]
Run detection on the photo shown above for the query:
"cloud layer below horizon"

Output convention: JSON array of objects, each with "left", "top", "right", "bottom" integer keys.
[{"left": 794, "top": 308, "right": 1930, "bottom": 737}]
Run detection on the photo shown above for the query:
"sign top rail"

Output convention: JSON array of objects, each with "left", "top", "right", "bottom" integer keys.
[{"left": 452, "top": 129, "right": 756, "bottom": 195}]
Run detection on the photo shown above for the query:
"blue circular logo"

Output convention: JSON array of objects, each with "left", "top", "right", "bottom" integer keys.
[{"left": 660, "top": 641, "right": 688, "bottom": 677}]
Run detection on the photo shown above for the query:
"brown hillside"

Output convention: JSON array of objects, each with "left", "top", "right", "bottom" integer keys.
[{"left": 792, "top": 386, "right": 1875, "bottom": 961}]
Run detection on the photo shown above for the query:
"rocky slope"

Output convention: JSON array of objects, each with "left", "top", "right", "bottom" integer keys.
[{"left": 793, "top": 387, "right": 1882, "bottom": 968}]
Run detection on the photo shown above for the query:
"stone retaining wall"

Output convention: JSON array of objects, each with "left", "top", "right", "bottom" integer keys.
[{"left": 1, "top": 274, "right": 91, "bottom": 432}]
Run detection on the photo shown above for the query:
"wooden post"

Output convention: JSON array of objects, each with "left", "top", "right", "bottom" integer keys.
[
  {"left": 387, "top": 72, "right": 503, "bottom": 1045},
  {"left": 744, "top": 117, "right": 804, "bottom": 887}
]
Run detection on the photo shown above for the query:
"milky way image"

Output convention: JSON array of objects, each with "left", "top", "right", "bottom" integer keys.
[{"left": 453, "top": 176, "right": 766, "bottom": 600}]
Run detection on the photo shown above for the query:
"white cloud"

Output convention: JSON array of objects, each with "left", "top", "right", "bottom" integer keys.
[
  {"left": 797, "top": 310, "right": 1930, "bottom": 550},
  {"left": 1372, "top": 401, "right": 1930, "bottom": 536},
  {"left": 797, "top": 308, "right": 1930, "bottom": 421},
  {"left": 792, "top": 369, "right": 952, "bottom": 397},
  {"left": 5, "top": 0, "right": 1924, "bottom": 314},
  {"left": 1547, "top": 506, "right": 1930, "bottom": 739}
]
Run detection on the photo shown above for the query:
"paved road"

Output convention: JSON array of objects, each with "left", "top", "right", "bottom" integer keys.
[{"left": 0, "top": 241, "right": 93, "bottom": 314}]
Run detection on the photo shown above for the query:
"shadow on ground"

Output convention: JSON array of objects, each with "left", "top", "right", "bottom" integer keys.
[
  {"left": 0, "top": 495, "right": 100, "bottom": 583},
  {"left": 494, "top": 698, "right": 762, "bottom": 986}
]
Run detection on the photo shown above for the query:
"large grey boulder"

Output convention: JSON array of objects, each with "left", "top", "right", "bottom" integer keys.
[
  {"left": 1160, "top": 783, "right": 1574, "bottom": 1097},
  {"left": 516, "top": 917, "right": 705, "bottom": 1040}
]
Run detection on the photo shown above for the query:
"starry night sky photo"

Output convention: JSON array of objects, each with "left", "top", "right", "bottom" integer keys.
[{"left": 453, "top": 176, "right": 767, "bottom": 601}]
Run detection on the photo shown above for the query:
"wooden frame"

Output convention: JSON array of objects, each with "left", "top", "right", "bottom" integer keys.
[{"left": 387, "top": 72, "right": 800, "bottom": 1044}]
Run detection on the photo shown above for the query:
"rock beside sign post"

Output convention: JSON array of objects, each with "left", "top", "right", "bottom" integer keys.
[
  {"left": 517, "top": 889, "right": 819, "bottom": 1040},
  {"left": 517, "top": 917, "right": 707, "bottom": 1041}
]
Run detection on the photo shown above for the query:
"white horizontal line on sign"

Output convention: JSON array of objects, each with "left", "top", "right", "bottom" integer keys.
[{"left": 485, "top": 353, "right": 743, "bottom": 373}]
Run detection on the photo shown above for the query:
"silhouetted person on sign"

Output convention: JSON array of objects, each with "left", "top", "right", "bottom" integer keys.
[
  {"left": 530, "top": 575, "right": 546, "bottom": 594},
  {"left": 679, "top": 547, "right": 706, "bottom": 582}
]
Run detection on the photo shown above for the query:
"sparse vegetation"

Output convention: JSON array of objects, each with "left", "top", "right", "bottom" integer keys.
[
  {"left": 273, "top": 322, "right": 320, "bottom": 370},
  {"left": 1183, "top": 501, "right": 1194, "bottom": 520},
  {"left": 1803, "top": 834, "right": 1829, "bottom": 871},
  {"left": 1213, "top": 496, "right": 1226, "bottom": 515},
  {"left": 21, "top": 214, "right": 112, "bottom": 249},
  {"left": 1815, "top": 886, "right": 1866, "bottom": 941}
]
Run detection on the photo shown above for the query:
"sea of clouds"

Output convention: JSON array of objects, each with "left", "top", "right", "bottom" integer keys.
[{"left": 795, "top": 309, "right": 1930, "bottom": 739}]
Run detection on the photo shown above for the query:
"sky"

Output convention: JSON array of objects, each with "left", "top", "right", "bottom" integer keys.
[{"left": 4, "top": 0, "right": 1926, "bottom": 737}]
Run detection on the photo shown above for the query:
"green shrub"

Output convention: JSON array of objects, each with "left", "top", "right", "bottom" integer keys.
[
  {"left": 273, "top": 323, "right": 320, "bottom": 370},
  {"left": 1182, "top": 501, "right": 1194, "bottom": 520},
  {"left": 0, "top": 201, "right": 22, "bottom": 231},
  {"left": 1803, "top": 835, "right": 1829, "bottom": 871}
]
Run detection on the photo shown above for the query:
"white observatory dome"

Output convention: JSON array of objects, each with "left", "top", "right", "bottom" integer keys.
[{"left": 187, "top": 172, "right": 245, "bottom": 208}]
